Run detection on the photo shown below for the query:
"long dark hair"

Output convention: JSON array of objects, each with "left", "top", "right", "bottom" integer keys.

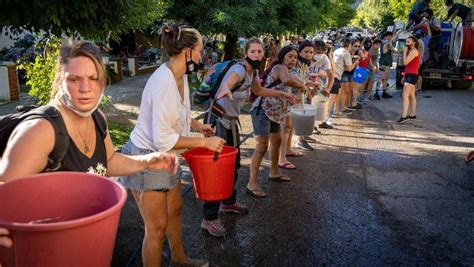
[
  {"left": 406, "top": 36, "right": 419, "bottom": 51},
  {"left": 260, "top": 45, "right": 297, "bottom": 79}
]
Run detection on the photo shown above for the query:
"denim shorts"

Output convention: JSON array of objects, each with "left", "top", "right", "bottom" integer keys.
[
  {"left": 330, "top": 78, "right": 341, "bottom": 94},
  {"left": 251, "top": 107, "right": 280, "bottom": 137},
  {"left": 340, "top": 72, "right": 354, "bottom": 83},
  {"left": 404, "top": 74, "right": 419, "bottom": 85},
  {"left": 117, "top": 140, "right": 180, "bottom": 192},
  {"left": 368, "top": 71, "right": 377, "bottom": 81}
]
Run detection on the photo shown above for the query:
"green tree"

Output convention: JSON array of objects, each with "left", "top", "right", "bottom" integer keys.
[
  {"left": 164, "top": 0, "right": 355, "bottom": 59},
  {"left": 0, "top": 0, "right": 166, "bottom": 40}
]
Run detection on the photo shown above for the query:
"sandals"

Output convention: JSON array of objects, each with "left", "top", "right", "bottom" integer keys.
[
  {"left": 268, "top": 175, "right": 291, "bottom": 182},
  {"left": 285, "top": 151, "right": 303, "bottom": 157},
  {"left": 246, "top": 187, "right": 266, "bottom": 198},
  {"left": 278, "top": 162, "right": 296, "bottom": 170}
]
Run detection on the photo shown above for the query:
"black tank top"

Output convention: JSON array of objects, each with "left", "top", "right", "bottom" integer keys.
[{"left": 56, "top": 111, "right": 108, "bottom": 174}]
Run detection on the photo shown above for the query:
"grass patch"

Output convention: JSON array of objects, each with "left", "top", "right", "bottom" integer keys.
[{"left": 108, "top": 121, "right": 133, "bottom": 148}]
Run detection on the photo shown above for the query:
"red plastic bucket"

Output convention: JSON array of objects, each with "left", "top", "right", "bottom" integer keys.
[
  {"left": 183, "top": 146, "right": 237, "bottom": 201},
  {"left": 0, "top": 172, "right": 127, "bottom": 267}
]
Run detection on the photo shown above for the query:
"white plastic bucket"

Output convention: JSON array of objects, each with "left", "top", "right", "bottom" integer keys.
[
  {"left": 311, "top": 95, "right": 329, "bottom": 122},
  {"left": 291, "top": 104, "right": 316, "bottom": 136}
]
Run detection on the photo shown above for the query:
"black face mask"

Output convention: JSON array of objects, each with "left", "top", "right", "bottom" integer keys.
[
  {"left": 245, "top": 57, "right": 261, "bottom": 70},
  {"left": 298, "top": 55, "right": 311, "bottom": 66},
  {"left": 185, "top": 50, "right": 199, "bottom": 75},
  {"left": 364, "top": 45, "right": 372, "bottom": 50}
]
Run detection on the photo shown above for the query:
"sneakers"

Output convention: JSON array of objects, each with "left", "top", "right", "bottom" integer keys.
[
  {"left": 349, "top": 104, "right": 364, "bottom": 110},
  {"left": 373, "top": 93, "right": 381, "bottom": 100},
  {"left": 382, "top": 92, "right": 393, "bottom": 99},
  {"left": 304, "top": 136, "right": 317, "bottom": 143},
  {"left": 220, "top": 202, "right": 249, "bottom": 214},
  {"left": 201, "top": 219, "right": 226, "bottom": 237},
  {"left": 408, "top": 115, "right": 417, "bottom": 120},
  {"left": 319, "top": 122, "right": 334, "bottom": 129},
  {"left": 342, "top": 109, "right": 353, "bottom": 114},
  {"left": 296, "top": 140, "right": 313, "bottom": 151},
  {"left": 367, "top": 96, "right": 375, "bottom": 101},
  {"left": 397, "top": 117, "right": 409, "bottom": 124},
  {"left": 313, "top": 127, "right": 322, "bottom": 135},
  {"left": 333, "top": 112, "right": 345, "bottom": 117},
  {"left": 346, "top": 106, "right": 356, "bottom": 111},
  {"left": 170, "top": 258, "right": 209, "bottom": 267}
]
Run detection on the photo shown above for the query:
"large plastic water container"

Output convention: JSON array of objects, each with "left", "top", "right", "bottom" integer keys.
[
  {"left": 0, "top": 172, "right": 127, "bottom": 267},
  {"left": 291, "top": 104, "right": 317, "bottom": 136},
  {"left": 353, "top": 66, "right": 369, "bottom": 84},
  {"left": 183, "top": 146, "right": 237, "bottom": 201},
  {"left": 311, "top": 95, "right": 329, "bottom": 122}
]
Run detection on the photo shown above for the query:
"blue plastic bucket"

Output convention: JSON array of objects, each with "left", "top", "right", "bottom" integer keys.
[{"left": 353, "top": 66, "right": 369, "bottom": 84}]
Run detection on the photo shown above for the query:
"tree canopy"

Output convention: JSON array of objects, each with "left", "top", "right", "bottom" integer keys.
[
  {"left": 352, "top": 0, "right": 474, "bottom": 30},
  {"left": 0, "top": 0, "right": 166, "bottom": 40}
]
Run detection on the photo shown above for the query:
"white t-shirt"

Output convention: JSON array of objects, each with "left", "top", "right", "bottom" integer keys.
[
  {"left": 309, "top": 54, "right": 332, "bottom": 88},
  {"left": 216, "top": 63, "right": 255, "bottom": 129},
  {"left": 130, "top": 64, "right": 191, "bottom": 153},
  {"left": 332, "top": 47, "right": 352, "bottom": 80}
]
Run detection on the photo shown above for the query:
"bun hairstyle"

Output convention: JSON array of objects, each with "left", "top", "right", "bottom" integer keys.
[{"left": 159, "top": 23, "right": 202, "bottom": 56}]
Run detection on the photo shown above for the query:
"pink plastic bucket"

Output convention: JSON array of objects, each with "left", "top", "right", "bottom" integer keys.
[{"left": 0, "top": 172, "right": 127, "bottom": 267}]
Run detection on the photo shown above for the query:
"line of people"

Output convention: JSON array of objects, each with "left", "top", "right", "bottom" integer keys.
[{"left": 0, "top": 23, "right": 425, "bottom": 267}]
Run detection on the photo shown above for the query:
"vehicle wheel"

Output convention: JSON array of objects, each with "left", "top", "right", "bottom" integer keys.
[{"left": 452, "top": 80, "right": 472, "bottom": 90}]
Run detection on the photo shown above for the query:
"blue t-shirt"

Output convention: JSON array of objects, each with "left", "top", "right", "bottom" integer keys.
[{"left": 410, "top": 1, "right": 428, "bottom": 15}]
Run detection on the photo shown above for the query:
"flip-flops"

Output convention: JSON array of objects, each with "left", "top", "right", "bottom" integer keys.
[
  {"left": 246, "top": 187, "right": 266, "bottom": 198},
  {"left": 278, "top": 162, "right": 296, "bottom": 170},
  {"left": 268, "top": 175, "right": 291, "bottom": 182}
]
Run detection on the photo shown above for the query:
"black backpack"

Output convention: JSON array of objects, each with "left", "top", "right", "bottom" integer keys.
[{"left": 0, "top": 105, "right": 106, "bottom": 172}]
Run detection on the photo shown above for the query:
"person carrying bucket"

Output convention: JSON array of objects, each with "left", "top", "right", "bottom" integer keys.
[
  {"left": 248, "top": 45, "right": 310, "bottom": 196},
  {"left": 354, "top": 38, "right": 373, "bottom": 106},
  {"left": 118, "top": 24, "right": 225, "bottom": 266},
  {"left": 0, "top": 39, "right": 179, "bottom": 256},
  {"left": 278, "top": 41, "right": 318, "bottom": 171},
  {"left": 311, "top": 39, "right": 334, "bottom": 129},
  {"left": 200, "top": 38, "right": 296, "bottom": 237}
]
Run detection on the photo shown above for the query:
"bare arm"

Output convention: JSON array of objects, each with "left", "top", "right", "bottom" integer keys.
[
  {"left": 275, "top": 64, "right": 308, "bottom": 89},
  {"left": 250, "top": 81, "right": 297, "bottom": 104},
  {"left": 0, "top": 119, "right": 54, "bottom": 182},
  {"left": 403, "top": 49, "right": 419, "bottom": 66},
  {"left": 215, "top": 72, "right": 242, "bottom": 100}
]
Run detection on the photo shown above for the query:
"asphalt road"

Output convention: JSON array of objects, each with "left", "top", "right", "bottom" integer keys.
[
  {"left": 111, "top": 86, "right": 474, "bottom": 266},
  {"left": 1, "top": 76, "right": 472, "bottom": 266}
]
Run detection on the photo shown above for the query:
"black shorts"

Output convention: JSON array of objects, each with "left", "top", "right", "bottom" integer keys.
[
  {"left": 330, "top": 78, "right": 341, "bottom": 94},
  {"left": 404, "top": 74, "right": 419, "bottom": 85}
]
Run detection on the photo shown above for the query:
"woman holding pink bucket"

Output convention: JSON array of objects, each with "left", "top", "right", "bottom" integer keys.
[
  {"left": 0, "top": 39, "right": 179, "bottom": 264},
  {"left": 118, "top": 24, "right": 224, "bottom": 267}
]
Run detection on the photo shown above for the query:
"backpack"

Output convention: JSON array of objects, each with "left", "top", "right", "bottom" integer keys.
[
  {"left": 192, "top": 60, "right": 245, "bottom": 110},
  {"left": 0, "top": 105, "right": 107, "bottom": 172}
]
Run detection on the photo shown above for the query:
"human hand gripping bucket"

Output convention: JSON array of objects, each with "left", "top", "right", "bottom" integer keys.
[
  {"left": 0, "top": 172, "right": 127, "bottom": 267},
  {"left": 183, "top": 146, "right": 237, "bottom": 201}
]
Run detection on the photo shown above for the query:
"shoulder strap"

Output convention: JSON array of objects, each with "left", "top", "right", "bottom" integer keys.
[
  {"left": 229, "top": 62, "right": 247, "bottom": 93},
  {"left": 22, "top": 105, "right": 69, "bottom": 171}
]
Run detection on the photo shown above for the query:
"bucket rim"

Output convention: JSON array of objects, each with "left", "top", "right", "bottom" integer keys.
[
  {"left": 0, "top": 172, "right": 127, "bottom": 232},
  {"left": 182, "top": 146, "right": 238, "bottom": 160}
]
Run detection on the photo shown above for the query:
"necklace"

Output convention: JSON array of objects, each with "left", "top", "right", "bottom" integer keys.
[{"left": 63, "top": 108, "right": 91, "bottom": 154}]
